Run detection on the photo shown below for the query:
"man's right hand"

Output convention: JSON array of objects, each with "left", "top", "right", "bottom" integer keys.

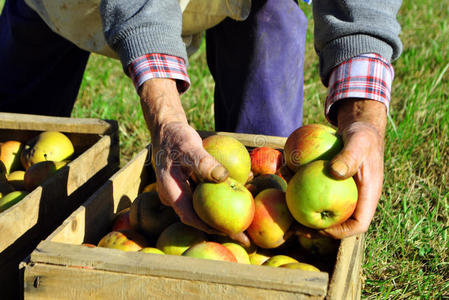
[{"left": 138, "top": 79, "right": 250, "bottom": 246}]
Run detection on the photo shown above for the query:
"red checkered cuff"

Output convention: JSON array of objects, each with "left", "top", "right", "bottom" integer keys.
[
  {"left": 325, "top": 53, "right": 394, "bottom": 125},
  {"left": 128, "top": 53, "right": 190, "bottom": 94}
]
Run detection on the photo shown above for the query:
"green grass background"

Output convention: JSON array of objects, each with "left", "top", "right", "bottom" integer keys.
[{"left": 1, "top": 0, "right": 448, "bottom": 298}]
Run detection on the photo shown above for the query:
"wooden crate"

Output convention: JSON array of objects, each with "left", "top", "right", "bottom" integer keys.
[
  {"left": 22, "top": 131, "right": 364, "bottom": 300},
  {"left": 0, "top": 113, "right": 120, "bottom": 298}
]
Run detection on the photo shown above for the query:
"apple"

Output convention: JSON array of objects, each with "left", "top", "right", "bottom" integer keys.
[
  {"left": 140, "top": 247, "right": 165, "bottom": 255},
  {"left": 262, "top": 255, "right": 299, "bottom": 267},
  {"left": 129, "top": 191, "right": 178, "bottom": 238},
  {"left": 245, "top": 174, "right": 287, "bottom": 197},
  {"left": 0, "top": 141, "right": 23, "bottom": 174},
  {"left": 210, "top": 235, "right": 257, "bottom": 255},
  {"left": 222, "top": 242, "right": 250, "bottom": 264},
  {"left": 247, "top": 188, "right": 294, "bottom": 249},
  {"left": 24, "top": 160, "right": 68, "bottom": 191},
  {"left": 248, "top": 250, "right": 271, "bottom": 265},
  {"left": 0, "top": 191, "right": 29, "bottom": 213},
  {"left": 81, "top": 243, "right": 97, "bottom": 248},
  {"left": 279, "top": 262, "right": 320, "bottom": 272},
  {"left": 20, "top": 131, "right": 75, "bottom": 169},
  {"left": 284, "top": 124, "right": 343, "bottom": 172},
  {"left": 112, "top": 208, "right": 132, "bottom": 232},
  {"left": 298, "top": 235, "right": 339, "bottom": 256},
  {"left": 250, "top": 147, "right": 283, "bottom": 175},
  {"left": 193, "top": 178, "right": 254, "bottom": 235},
  {"left": 7, "top": 170, "right": 26, "bottom": 190},
  {"left": 156, "top": 222, "right": 206, "bottom": 256},
  {"left": 97, "top": 231, "right": 146, "bottom": 251},
  {"left": 202, "top": 135, "right": 251, "bottom": 184},
  {"left": 0, "top": 181, "right": 14, "bottom": 198},
  {"left": 141, "top": 182, "right": 157, "bottom": 193},
  {"left": 275, "top": 165, "right": 295, "bottom": 183},
  {"left": 182, "top": 242, "right": 237, "bottom": 262},
  {"left": 286, "top": 160, "right": 358, "bottom": 229}
]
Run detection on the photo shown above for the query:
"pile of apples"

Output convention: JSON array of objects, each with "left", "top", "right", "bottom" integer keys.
[
  {"left": 0, "top": 131, "right": 74, "bottom": 213},
  {"left": 92, "top": 124, "right": 358, "bottom": 272}
]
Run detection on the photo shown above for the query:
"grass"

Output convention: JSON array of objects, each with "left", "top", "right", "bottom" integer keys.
[{"left": 1, "top": 0, "right": 448, "bottom": 298}]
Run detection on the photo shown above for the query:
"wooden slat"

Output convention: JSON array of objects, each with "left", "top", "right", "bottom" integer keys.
[
  {"left": 24, "top": 241, "right": 328, "bottom": 298},
  {"left": 326, "top": 234, "right": 364, "bottom": 300},
  {"left": 0, "top": 112, "right": 117, "bottom": 135}
]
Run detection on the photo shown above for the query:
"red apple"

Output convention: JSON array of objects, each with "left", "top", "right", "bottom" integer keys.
[
  {"left": 284, "top": 124, "right": 343, "bottom": 172},
  {"left": 245, "top": 174, "right": 287, "bottom": 197},
  {"left": 112, "top": 208, "right": 132, "bottom": 232},
  {"left": 182, "top": 242, "right": 237, "bottom": 262},
  {"left": 222, "top": 242, "right": 250, "bottom": 264},
  {"left": 247, "top": 189, "right": 294, "bottom": 249},
  {"left": 202, "top": 135, "right": 251, "bottom": 184},
  {"left": 156, "top": 222, "right": 206, "bottom": 256},
  {"left": 193, "top": 178, "right": 254, "bottom": 235},
  {"left": 286, "top": 160, "right": 358, "bottom": 229},
  {"left": 97, "top": 231, "right": 147, "bottom": 251},
  {"left": 250, "top": 147, "right": 283, "bottom": 175}
]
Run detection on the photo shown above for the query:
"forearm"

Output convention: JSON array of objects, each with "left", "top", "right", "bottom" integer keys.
[{"left": 139, "top": 79, "right": 188, "bottom": 140}]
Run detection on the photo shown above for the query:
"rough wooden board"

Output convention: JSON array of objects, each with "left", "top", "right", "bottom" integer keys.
[
  {"left": 47, "top": 147, "right": 149, "bottom": 245},
  {"left": 0, "top": 112, "right": 117, "bottom": 135},
  {"left": 25, "top": 241, "right": 328, "bottom": 298},
  {"left": 326, "top": 234, "right": 364, "bottom": 300},
  {"left": 197, "top": 130, "right": 287, "bottom": 149},
  {"left": 0, "top": 135, "right": 117, "bottom": 252},
  {"left": 24, "top": 263, "right": 323, "bottom": 300}
]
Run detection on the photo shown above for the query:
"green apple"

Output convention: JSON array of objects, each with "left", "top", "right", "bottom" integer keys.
[
  {"left": 0, "top": 190, "right": 29, "bottom": 213},
  {"left": 193, "top": 177, "right": 254, "bottom": 235},
  {"left": 156, "top": 222, "right": 206, "bottom": 256},
  {"left": 262, "top": 255, "right": 299, "bottom": 267},
  {"left": 286, "top": 160, "right": 358, "bottom": 229},
  {"left": 202, "top": 135, "right": 251, "bottom": 184},
  {"left": 222, "top": 242, "right": 250, "bottom": 264}
]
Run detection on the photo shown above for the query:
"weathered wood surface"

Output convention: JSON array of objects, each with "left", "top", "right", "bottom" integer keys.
[
  {"left": 0, "top": 112, "right": 117, "bottom": 135},
  {"left": 24, "top": 241, "right": 328, "bottom": 299},
  {"left": 326, "top": 234, "right": 364, "bottom": 300}
]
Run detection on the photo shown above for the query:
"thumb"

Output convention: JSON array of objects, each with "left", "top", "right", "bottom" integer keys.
[
  {"left": 329, "top": 136, "right": 367, "bottom": 179},
  {"left": 183, "top": 147, "right": 229, "bottom": 183}
]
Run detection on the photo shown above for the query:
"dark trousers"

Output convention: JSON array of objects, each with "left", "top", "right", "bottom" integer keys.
[{"left": 0, "top": 0, "right": 307, "bottom": 136}]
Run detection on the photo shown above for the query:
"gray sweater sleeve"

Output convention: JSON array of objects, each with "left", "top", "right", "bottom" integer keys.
[
  {"left": 313, "top": 0, "right": 403, "bottom": 85},
  {"left": 100, "top": 0, "right": 187, "bottom": 72}
]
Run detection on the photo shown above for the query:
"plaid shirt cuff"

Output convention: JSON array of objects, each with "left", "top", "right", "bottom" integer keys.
[
  {"left": 128, "top": 53, "right": 190, "bottom": 94},
  {"left": 325, "top": 53, "right": 394, "bottom": 126}
]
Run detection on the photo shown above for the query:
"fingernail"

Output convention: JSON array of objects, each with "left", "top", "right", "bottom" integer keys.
[
  {"left": 331, "top": 161, "right": 348, "bottom": 177},
  {"left": 211, "top": 166, "right": 228, "bottom": 182}
]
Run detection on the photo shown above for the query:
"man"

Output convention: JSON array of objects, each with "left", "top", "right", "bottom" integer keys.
[{"left": 0, "top": 0, "right": 402, "bottom": 240}]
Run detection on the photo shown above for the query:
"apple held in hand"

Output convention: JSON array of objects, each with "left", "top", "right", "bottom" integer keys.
[
  {"left": 193, "top": 178, "right": 255, "bottom": 235},
  {"left": 247, "top": 189, "right": 294, "bottom": 249},
  {"left": 250, "top": 147, "right": 283, "bottom": 175},
  {"left": 284, "top": 124, "right": 342, "bottom": 172},
  {"left": 202, "top": 135, "right": 251, "bottom": 184},
  {"left": 182, "top": 242, "right": 237, "bottom": 262},
  {"left": 286, "top": 160, "right": 358, "bottom": 230}
]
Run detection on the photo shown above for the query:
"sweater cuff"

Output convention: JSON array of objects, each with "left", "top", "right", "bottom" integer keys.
[
  {"left": 128, "top": 53, "right": 190, "bottom": 94},
  {"left": 325, "top": 53, "right": 394, "bottom": 126}
]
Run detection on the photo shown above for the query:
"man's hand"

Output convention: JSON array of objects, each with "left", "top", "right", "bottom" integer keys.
[
  {"left": 322, "top": 99, "right": 387, "bottom": 239},
  {"left": 138, "top": 79, "right": 250, "bottom": 246}
]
